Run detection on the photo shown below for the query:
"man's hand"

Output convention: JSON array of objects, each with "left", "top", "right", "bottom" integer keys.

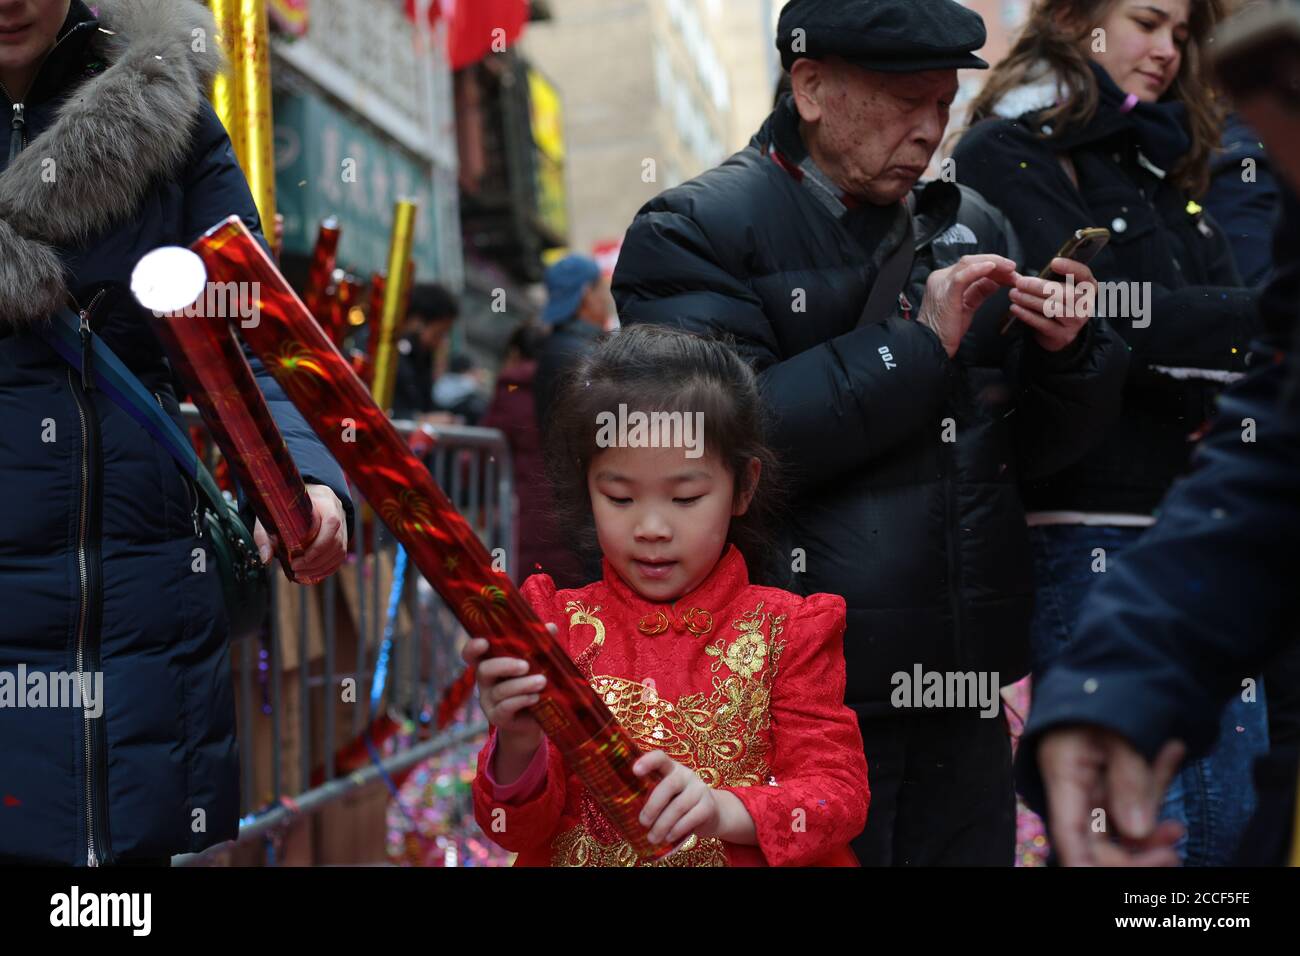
[
  {"left": 1038, "top": 726, "right": 1187, "bottom": 866},
  {"left": 1008, "top": 257, "right": 1097, "bottom": 352},
  {"left": 254, "top": 483, "right": 349, "bottom": 585},
  {"left": 916, "top": 254, "right": 1019, "bottom": 358}
]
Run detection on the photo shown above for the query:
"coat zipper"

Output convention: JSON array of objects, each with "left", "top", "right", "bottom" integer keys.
[
  {"left": 70, "top": 292, "right": 110, "bottom": 867},
  {"left": 79, "top": 289, "right": 107, "bottom": 390},
  {"left": 6, "top": 100, "right": 23, "bottom": 164},
  {"left": 7, "top": 14, "right": 109, "bottom": 867},
  {"left": 0, "top": 20, "right": 87, "bottom": 164},
  {"left": 0, "top": 76, "right": 23, "bottom": 164}
]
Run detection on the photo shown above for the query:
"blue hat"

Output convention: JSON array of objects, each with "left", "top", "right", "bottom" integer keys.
[{"left": 542, "top": 255, "right": 602, "bottom": 326}]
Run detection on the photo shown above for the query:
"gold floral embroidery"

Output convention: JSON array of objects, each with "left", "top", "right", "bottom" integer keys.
[
  {"left": 551, "top": 796, "right": 729, "bottom": 867},
  {"left": 565, "top": 601, "right": 606, "bottom": 677},
  {"left": 551, "top": 601, "right": 788, "bottom": 867}
]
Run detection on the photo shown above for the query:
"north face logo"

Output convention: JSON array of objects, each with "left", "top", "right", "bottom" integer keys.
[{"left": 935, "top": 223, "right": 978, "bottom": 247}]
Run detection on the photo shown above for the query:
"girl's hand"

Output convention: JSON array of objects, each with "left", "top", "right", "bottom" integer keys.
[
  {"left": 461, "top": 630, "right": 556, "bottom": 749},
  {"left": 634, "top": 750, "right": 722, "bottom": 845}
]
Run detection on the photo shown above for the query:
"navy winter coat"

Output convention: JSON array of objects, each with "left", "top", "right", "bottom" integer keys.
[{"left": 0, "top": 0, "right": 351, "bottom": 865}]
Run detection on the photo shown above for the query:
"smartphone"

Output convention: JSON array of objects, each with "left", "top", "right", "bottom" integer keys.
[{"left": 1000, "top": 227, "right": 1112, "bottom": 334}]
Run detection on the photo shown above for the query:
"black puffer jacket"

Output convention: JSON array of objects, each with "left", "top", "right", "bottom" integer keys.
[
  {"left": 614, "top": 99, "right": 1129, "bottom": 714},
  {"left": 953, "top": 103, "right": 1261, "bottom": 515}
]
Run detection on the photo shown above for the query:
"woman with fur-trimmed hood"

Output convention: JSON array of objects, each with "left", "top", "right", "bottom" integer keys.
[{"left": 0, "top": 0, "right": 353, "bottom": 865}]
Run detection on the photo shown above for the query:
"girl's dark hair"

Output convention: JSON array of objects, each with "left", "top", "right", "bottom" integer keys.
[
  {"left": 543, "top": 324, "right": 787, "bottom": 585},
  {"left": 962, "top": 0, "right": 1227, "bottom": 197}
]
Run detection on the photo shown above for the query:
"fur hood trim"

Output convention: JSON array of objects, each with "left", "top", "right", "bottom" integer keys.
[{"left": 0, "top": 0, "right": 223, "bottom": 327}]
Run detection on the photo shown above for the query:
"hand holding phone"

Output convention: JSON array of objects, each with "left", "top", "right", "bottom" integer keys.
[{"left": 1000, "top": 227, "right": 1111, "bottom": 334}]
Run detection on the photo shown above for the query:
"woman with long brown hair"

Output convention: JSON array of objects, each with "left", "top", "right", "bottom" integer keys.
[{"left": 951, "top": 0, "right": 1270, "bottom": 865}]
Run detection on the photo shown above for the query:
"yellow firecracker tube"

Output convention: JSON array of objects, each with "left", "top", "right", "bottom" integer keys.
[
  {"left": 209, "top": 0, "right": 277, "bottom": 231},
  {"left": 208, "top": 0, "right": 246, "bottom": 161},
  {"left": 371, "top": 200, "right": 419, "bottom": 413}
]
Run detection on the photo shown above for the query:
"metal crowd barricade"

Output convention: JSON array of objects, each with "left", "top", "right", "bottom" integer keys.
[{"left": 174, "top": 412, "right": 514, "bottom": 865}]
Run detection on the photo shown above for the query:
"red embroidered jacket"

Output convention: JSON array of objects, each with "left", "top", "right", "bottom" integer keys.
[{"left": 472, "top": 545, "right": 869, "bottom": 866}]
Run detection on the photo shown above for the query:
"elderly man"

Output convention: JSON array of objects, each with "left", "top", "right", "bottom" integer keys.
[{"left": 613, "top": 0, "right": 1129, "bottom": 865}]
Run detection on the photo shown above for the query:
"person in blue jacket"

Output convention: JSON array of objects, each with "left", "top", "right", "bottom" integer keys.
[
  {"left": 1204, "top": 111, "right": 1282, "bottom": 288},
  {"left": 0, "top": 0, "right": 352, "bottom": 865}
]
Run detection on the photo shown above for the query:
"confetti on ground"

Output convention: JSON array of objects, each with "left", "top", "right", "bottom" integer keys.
[{"left": 386, "top": 732, "right": 513, "bottom": 867}]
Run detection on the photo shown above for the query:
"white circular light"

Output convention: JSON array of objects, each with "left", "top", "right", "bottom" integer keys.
[{"left": 131, "top": 247, "right": 208, "bottom": 315}]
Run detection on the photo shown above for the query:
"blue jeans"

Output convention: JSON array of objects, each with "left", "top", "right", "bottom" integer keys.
[{"left": 1028, "top": 524, "right": 1268, "bottom": 866}]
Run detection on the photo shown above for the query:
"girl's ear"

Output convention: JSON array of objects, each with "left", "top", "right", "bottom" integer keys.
[{"left": 732, "top": 458, "right": 762, "bottom": 517}]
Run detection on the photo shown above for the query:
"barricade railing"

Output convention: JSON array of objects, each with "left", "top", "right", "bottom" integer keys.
[{"left": 174, "top": 411, "right": 514, "bottom": 865}]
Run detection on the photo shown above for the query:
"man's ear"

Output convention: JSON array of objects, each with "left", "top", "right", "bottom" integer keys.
[
  {"left": 790, "top": 58, "right": 826, "bottom": 123},
  {"left": 732, "top": 457, "right": 762, "bottom": 517}
]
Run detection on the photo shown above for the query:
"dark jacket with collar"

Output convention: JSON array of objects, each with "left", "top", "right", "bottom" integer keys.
[
  {"left": 953, "top": 105, "right": 1261, "bottom": 516},
  {"left": 612, "top": 97, "right": 1128, "bottom": 715},
  {"left": 0, "top": 0, "right": 352, "bottom": 865},
  {"left": 534, "top": 316, "right": 603, "bottom": 434},
  {"left": 392, "top": 332, "right": 436, "bottom": 420}
]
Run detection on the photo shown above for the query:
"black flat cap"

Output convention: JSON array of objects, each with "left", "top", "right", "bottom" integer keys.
[{"left": 777, "top": 0, "right": 989, "bottom": 74}]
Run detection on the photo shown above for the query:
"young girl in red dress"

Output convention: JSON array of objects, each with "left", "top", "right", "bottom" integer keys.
[{"left": 466, "top": 325, "right": 868, "bottom": 866}]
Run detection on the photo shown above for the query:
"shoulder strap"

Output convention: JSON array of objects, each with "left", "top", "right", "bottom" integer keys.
[
  {"left": 39, "top": 307, "right": 230, "bottom": 517},
  {"left": 858, "top": 200, "right": 916, "bottom": 328}
]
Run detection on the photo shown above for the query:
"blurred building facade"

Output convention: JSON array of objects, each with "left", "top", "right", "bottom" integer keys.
[
  {"left": 520, "top": 0, "right": 774, "bottom": 262},
  {"left": 966, "top": 0, "right": 1029, "bottom": 73},
  {"left": 956, "top": 0, "right": 1031, "bottom": 119},
  {"left": 268, "top": 0, "right": 464, "bottom": 290}
]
